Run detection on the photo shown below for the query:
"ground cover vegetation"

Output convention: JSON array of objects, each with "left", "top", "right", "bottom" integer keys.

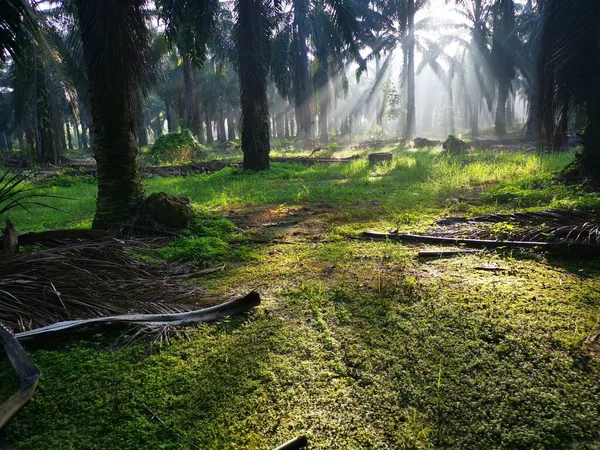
[{"left": 1, "top": 0, "right": 600, "bottom": 448}]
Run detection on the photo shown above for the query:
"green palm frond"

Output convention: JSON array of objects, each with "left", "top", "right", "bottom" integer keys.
[
  {"left": 0, "top": 0, "right": 33, "bottom": 62},
  {"left": 157, "top": 0, "right": 219, "bottom": 66},
  {"left": 0, "top": 170, "right": 62, "bottom": 218}
]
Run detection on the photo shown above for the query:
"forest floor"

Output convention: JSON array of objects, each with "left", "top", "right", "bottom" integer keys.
[{"left": 2, "top": 144, "right": 600, "bottom": 449}]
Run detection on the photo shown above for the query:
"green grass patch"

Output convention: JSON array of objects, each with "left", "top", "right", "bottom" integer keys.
[{"left": 156, "top": 211, "right": 256, "bottom": 265}]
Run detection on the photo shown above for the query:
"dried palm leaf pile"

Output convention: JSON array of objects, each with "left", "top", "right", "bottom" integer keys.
[{"left": 0, "top": 236, "right": 240, "bottom": 333}]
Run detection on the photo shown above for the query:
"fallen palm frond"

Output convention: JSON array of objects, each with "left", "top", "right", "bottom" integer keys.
[
  {"left": 432, "top": 210, "right": 600, "bottom": 246},
  {"left": 360, "top": 230, "right": 600, "bottom": 257},
  {"left": 0, "top": 291, "right": 259, "bottom": 431},
  {"left": 15, "top": 292, "right": 261, "bottom": 340},
  {"left": 0, "top": 238, "right": 234, "bottom": 333}
]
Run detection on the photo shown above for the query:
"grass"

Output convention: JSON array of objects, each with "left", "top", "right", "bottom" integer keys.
[
  {"left": 4, "top": 147, "right": 577, "bottom": 233},
  {"left": 2, "top": 146, "right": 600, "bottom": 449}
]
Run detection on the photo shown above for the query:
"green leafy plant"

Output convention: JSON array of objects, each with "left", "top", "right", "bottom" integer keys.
[
  {"left": 0, "top": 170, "right": 58, "bottom": 219},
  {"left": 146, "top": 130, "right": 207, "bottom": 165}
]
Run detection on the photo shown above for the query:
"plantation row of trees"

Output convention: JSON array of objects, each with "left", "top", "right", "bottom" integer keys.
[{"left": 0, "top": 0, "right": 598, "bottom": 227}]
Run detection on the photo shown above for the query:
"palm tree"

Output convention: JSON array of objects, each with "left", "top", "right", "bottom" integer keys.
[
  {"left": 235, "top": 0, "right": 272, "bottom": 170},
  {"left": 9, "top": 4, "right": 80, "bottom": 166},
  {"left": 405, "top": 0, "right": 416, "bottom": 140},
  {"left": 311, "top": 2, "right": 366, "bottom": 143},
  {"left": 417, "top": 37, "right": 468, "bottom": 135},
  {"left": 449, "top": 0, "right": 494, "bottom": 137},
  {"left": 72, "top": 0, "right": 150, "bottom": 229},
  {"left": 156, "top": 0, "right": 219, "bottom": 140},
  {"left": 490, "top": 0, "right": 518, "bottom": 136},
  {"left": 377, "top": 0, "right": 428, "bottom": 140},
  {"left": 537, "top": 0, "right": 600, "bottom": 177},
  {"left": 271, "top": 0, "right": 367, "bottom": 144},
  {"left": 292, "top": 0, "right": 313, "bottom": 141}
]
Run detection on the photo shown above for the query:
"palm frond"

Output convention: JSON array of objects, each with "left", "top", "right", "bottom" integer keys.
[{"left": 0, "top": 170, "right": 63, "bottom": 218}]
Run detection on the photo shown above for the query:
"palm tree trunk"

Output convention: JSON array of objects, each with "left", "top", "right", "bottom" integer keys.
[
  {"left": 227, "top": 111, "right": 237, "bottom": 141},
  {"left": 74, "top": 0, "right": 146, "bottom": 229},
  {"left": 66, "top": 120, "right": 74, "bottom": 151},
  {"left": 182, "top": 53, "right": 197, "bottom": 135},
  {"left": 276, "top": 112, "right": 285, "bottom": 139},
  {"left": 153, "top": 111, "right": 163, "bottom": 138},
  {"left": 376, "top": 54, "right": 383, "bottom": 127},
  {"left": 315, "top": 43, "right": 329, "bottom": 143},
  {"left": 284, "top": 106, "right": 290, "bottom": 138},
  {"left": 318, "top": 86, "right": 329, "bottom": 143},
  {"left": 448, "top": 83, "right": 455, "bottom": 135},
  {"left": 218, "top": 106, "right": 226, "bottom": 143},
  {"left": 470, "top": 94, "right": 480, "bottom": 137},
  {"left": 293, "top": 0, "right": 312, "bottom": 142},
  {"left": 405, "top": 0, "right": 416, "bottom": 140},
  {"left": 74, "top": 118, "right": 81, "bottom": 149},
  {"left": 495, "top": 77, "right": 509, "bottom": 135},
  {"left": 0, "top": 132, "right": 8, "bottom": 154},
  {"left": 137, "top": 115, "right": 148, "bottom": 147},
  {"left": 236, "top": 0, "right": 271, "bottom": 170},
  {"left": 80, "top": 118, "right": 88, "bottom": 151},
  {"left": 165, "top": 100, "right": 175, "bottom": 133},
  {"left": 205, "top": 110, "right": 213, "bottom": 143}
]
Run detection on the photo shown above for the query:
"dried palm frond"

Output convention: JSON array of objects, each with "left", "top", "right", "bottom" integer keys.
[
  {"left": 0, "top": 238, "right": 221, "bottom": 333},
  {"left": 432, "top": 210, "right": 600, "bottom": 245}
]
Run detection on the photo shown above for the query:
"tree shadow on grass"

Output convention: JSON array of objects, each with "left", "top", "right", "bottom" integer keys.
[{"left": 0, "top": 315, "right": 299, "bottom": 450}]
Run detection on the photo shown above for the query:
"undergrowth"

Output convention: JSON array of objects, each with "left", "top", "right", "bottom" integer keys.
[{"left": 156, "top": 211, "right": 255, "bottom": 265}]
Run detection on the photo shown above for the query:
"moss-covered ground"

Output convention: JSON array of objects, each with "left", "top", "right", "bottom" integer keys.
[{"left": 1, "top": 146, "right": 600, "bottom": 449}]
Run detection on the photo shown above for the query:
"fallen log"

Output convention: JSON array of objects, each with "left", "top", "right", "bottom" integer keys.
[
  {"left": 274, "top": 436, "right": 308, "bottom": 450},
  {"left": 474, "top": 265, "right": 507, "bottom": 272},
  {"left": 15, "top": 291, "right": 261, "bottom": 341},
  {"left": 361, "top": 231, "right": 547, "bottom": 248},
  {"left": 418, "top": 249, "right": 483, "bottom": 257},
  {"left": 360, "top": 231, "right": 600, "bottom": 257},
  {"left": 0, "top": 324, "right": 41, "bottom": 430}
]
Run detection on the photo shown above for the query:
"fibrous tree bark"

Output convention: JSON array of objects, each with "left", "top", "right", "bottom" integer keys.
[
  {"left": 236, "top": 0, "right": 271, "bottom": 170},
  {"left": 74, "top": 0, "right": 148, "bottom": 229},
  {"left": 292, "top": 0, "right": 312, "bottom": 142},
  {"left": 405, "top": 0, "right": 416, "bottom": 140}
]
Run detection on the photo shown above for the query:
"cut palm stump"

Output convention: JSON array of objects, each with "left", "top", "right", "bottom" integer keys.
[{"left": 368, "top": 152, "right": 393, "bottom": 165}]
